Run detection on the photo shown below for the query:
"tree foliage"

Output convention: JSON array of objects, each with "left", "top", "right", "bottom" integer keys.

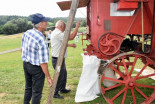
[
  {"left": 0, "top": 15, "right": 27, "bottom": 26},
  {"left": 2, "top": 18, "right": 33, "bottom": 35},
  {"left": 81, "top": 20, "right": 86, "bottom": 27},
  {"left": 0, "top": 15, "right": 86, "bottom": 35},
  {"left": 0, "top": 26, "right": 4, "bottom": 34},
  {"left": 3, "top": 21, "right": 18, "bottom": 34}
]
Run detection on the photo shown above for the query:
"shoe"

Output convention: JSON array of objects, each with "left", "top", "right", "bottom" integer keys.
[
  {"left": 54, "top": 94, "right": 64, "bottom": 99},
  {"left": 60, "top": 89, "right": 71, "bottom": 93}
]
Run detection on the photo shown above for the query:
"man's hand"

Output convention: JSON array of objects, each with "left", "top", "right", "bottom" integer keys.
[
  {"left": 76, "top": 21, "right": 81, "bottom": 28},
  {"left": 71, "top": 43, "right": 76, "bottom": 48},
  {"left": 47, "top": 77, "right": 53, "bottom": 87},
  {"left": 68, "top": 43, "right": 76, "bottom": 48},
  {"left": 40, "top": 63, "right": 53, "bottom": 87},
  {"left": 69, "top": 20, "right": 82, "bottom": 40}
]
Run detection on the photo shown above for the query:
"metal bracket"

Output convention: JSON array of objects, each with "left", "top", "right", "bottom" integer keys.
[{"left": 97, "top": 60, "right": 110, "bottom": 75}]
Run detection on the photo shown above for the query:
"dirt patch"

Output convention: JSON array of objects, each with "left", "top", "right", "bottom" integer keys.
[
  {"left": 0, "top": 33, "right": 23, "bottom": 39},
  {"left": 0, "top": 93, "right": 6, "bottom": 98},
  {"left": 64, "top": 96, "right": 72, "bottom": 99},
  {"left": 68, "top": 68, "right": 81, "bottom": 71},
  {"left": 67, "top": 85, "right": 76, "bottom": 89}
]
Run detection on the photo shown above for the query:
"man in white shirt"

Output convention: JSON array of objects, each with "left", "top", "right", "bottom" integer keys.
[
  {"left": 47, "top": 30, "right": 52, "bottom": 47},
  {"left": 50, "top": 20, "right": 81, "bottom": 99}
]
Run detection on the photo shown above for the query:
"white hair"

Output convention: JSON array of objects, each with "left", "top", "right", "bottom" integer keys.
[
  {"left": 55, "top": 20, "right": 65, "bottom": 28},
  {"left": 55, "top": 22, "right": 59, "bottom": 27},
  {"left": 33, "top": 24, "right": 39, "bottom": 28},
  {"left": 33, "top": 22, "right": 42, "bottom": 28}
]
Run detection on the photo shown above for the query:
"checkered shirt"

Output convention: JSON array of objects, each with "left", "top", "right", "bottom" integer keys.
[{"left": 21, "top": 28, "right": 49, "bottom": 66}]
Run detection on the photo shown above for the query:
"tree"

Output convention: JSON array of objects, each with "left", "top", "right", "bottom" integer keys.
[
  {"left": 27, "top": 21, "right": 33, "bottom": 30},
  {"left": 2, "top": 18, "right": 33, "bottom": 35},
  {"left": 47, "top": 22, "right": 55, "bottom": 31},
  {"left": 72, "top": 22, "right": 76, "bottom": 28},
  {"left": 0, "top": 26, "right": 4, "bottom": 34},
  {"left": 0, "top": 15, "right": 27, "bottom": 26},
  {"left": 15, "top": 18, "right": 28, "bottom": 33},
  {"left": 3, "top": 21, "right": 18, "bottom": 34},
  {"left": 0, "top": 16, "right": 86, "bottom": 35},
  {"left": 81, "top": 20, "right": 86, "bottom": 27}
]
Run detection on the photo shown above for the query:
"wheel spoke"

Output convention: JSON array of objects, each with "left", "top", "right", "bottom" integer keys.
[
  {"left": 134, "top": 63, "right": 149, "bottom": 80},
  {"left": 100, "top": 53, "right": 155, "bottom": 104},
  {"left": 135, "top": 83, "right": 155, "bottom": 89},
  {"left": 104, "top": 76, "right": 125, "bottom": 83},
  {"left": 122, "top": 57, "right": 130, "bottom": 78},
  {"left": 135, "top": 87, "right": 148, "bottom": 99},
  {"left": 131, "top": 88, "right": 136, "bottom": 104},
  {"left": 110, "top": 38, "right": 120, "bottom": 46},
  {"left": 129, "top": 56, "right": 138, "bottom": 76},
  {"left": 111, "top": 87, "right": 127, "bottom": 101},
  {"left": 137, "top": 73, "right": 155, "bottom": 80},
  {"left": 100, "top": 42, "right": 107, "bottom": 46},
  {"left": 110, "top": 65, "right": 125, "bottom": 79},
  {"left": 122, "top": 89, "right": 128, "bottom": 104},
  {"left": 110, "top": 43, "right": 117, "bottom": 51},
  {"left": 102, "top": 46, "right": 110, "bottom": 53},
  {"left": 104, "top": 83, "right": 123, "bottom": 91}
]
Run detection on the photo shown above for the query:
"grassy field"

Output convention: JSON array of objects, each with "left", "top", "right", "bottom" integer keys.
[
  {"left": 0, "top": 31, "right": 107, "bottom": 104},
  {"left": 0, "top": 31, "right": 154, "bottom": 104}
]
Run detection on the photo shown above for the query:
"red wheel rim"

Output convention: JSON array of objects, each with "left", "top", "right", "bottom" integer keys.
[{"left": 100, "top": 53, "right": 155, "bottom": 104}]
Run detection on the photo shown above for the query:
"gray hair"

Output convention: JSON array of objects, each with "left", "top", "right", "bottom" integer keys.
[
  {"left": 33, "top": 24, "right": 39, "bottom": 28},
  {"left": 33, "top": 22, "right": 42, "bottom": 28},
  {"left": 55, "top": 20, "right": 65, "bottom": 28}
]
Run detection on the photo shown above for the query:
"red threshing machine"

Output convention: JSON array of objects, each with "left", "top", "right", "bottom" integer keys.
[{"left": 57, "top": 0, "right": 155, "bottom": 103}]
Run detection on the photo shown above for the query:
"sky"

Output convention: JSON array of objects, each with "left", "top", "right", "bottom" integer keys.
[{"left": 0, "top": 0, "right": 86, "bottom": 18}]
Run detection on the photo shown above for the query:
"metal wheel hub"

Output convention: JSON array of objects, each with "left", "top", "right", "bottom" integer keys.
[
  {"left": 127, "top": 79, "right": 136, "bottom": 88},
  {"left": 128, "top": 81, "right": 134, "bottom": 87}
]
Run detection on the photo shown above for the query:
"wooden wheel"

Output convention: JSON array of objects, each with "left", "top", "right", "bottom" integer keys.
[{"left": 100, "top": 53, "right": 155, "bottom": 104}]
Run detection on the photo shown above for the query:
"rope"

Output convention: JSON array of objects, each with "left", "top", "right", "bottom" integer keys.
[{"left": 78, "top": 8, "right": 87, "bottom": 18}]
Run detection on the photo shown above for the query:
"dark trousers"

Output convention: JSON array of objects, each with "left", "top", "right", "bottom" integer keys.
[
  {"left": 23, "top": 62, "right": 45, "bottom": 104},
  {"left": 52, "top": 57, "right": 67, "bottom": 95},
  {"left": 48, "top": 39, "right": 50, "bottom": 47}
]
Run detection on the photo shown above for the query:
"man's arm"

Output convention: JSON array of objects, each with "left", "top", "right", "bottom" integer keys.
[
  {"left": 69, "top": 21, "right": 81, "bottom": 40},
  {"left": 40, "top": 63, "right": 52, "bottom": 87},
  {"left": 67, "top": 43, "right": 76, "bottom": 48}
]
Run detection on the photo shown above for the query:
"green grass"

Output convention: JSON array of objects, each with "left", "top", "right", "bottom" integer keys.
[
  {"left": 78, "top": 27, "right": 86, "bottom": 32},
  {"left": 71, "top": 27, "right": 86, "bottom": 33},
  {"left": 0, "top": 38, "right": 21, "bottom": 52},
  {"left": 0, "top": 34, "right": 6, "bottom": 37},
  {"left": 0, "top": 31, "right": 154, "bottom": 104}
]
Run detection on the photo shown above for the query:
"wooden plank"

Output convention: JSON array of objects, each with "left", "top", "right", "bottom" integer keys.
[
  {"left": 47, "top": 0, "right": 80, "bottom": 104},
  {"left": 125, "top": 0, "right": 149, "bottom": 2},
  {"left": 57, "top": 0, "right": 89, "bottom": 11},
  {"left": 0, "top": 48, "right": 21, "bottom": 55}
]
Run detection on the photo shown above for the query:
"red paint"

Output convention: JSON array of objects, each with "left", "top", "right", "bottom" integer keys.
[{"left": 85, "top": 0, "right": 155, "bottom": 61}]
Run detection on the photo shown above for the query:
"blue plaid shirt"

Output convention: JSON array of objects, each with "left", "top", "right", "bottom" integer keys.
[{"left": 21, "top": 28, "right": 49, "bottom": 66}]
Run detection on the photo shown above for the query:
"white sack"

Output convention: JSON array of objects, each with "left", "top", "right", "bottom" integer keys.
[
  {"left": 103, "top": 67, "right": 117, "bottom": 87},
  {"left": 75, "top": 54, "right": 101, "bottom": 103}
]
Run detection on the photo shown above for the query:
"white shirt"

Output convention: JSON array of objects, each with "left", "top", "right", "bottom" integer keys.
[
  {"left": 48, "top": 33, "right": 51, "bottom": 39},
  {"left": 50, "top": 28, "right": 67, "bottom": 57}
]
